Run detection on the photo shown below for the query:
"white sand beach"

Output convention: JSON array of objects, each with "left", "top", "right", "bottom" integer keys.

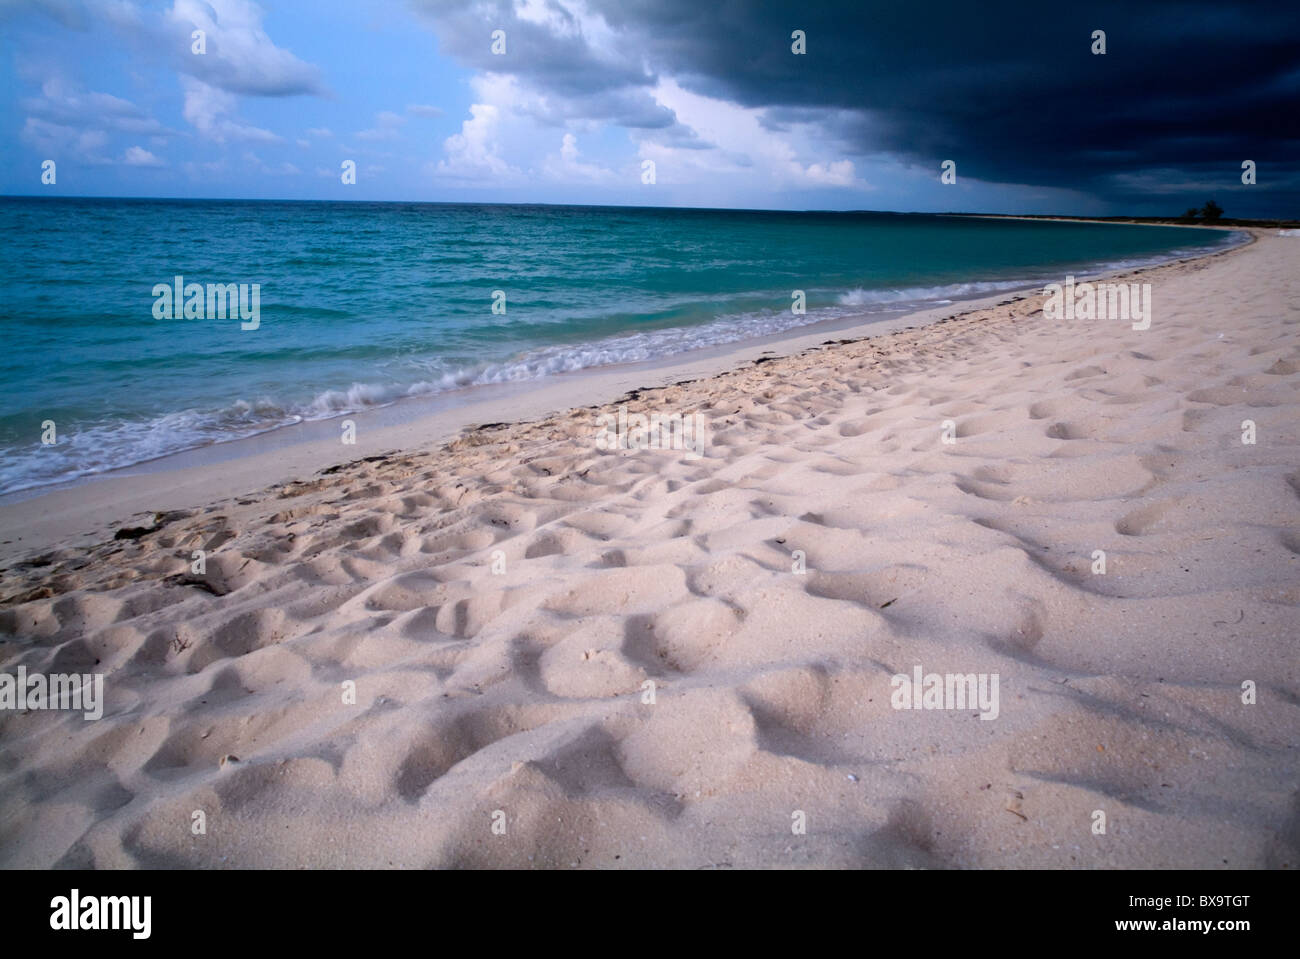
[{"left": 1, "top": 229, "right": 1296, "bottom": 868}]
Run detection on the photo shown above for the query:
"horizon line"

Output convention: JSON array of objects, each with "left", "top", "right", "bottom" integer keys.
[{"left": 4, "top": 193, "right": 1291, "bottom": 223}]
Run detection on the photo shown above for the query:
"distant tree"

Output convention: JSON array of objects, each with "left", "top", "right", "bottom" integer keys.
[
  {"left": 1200, "top": 200, "right": 1224, "bottom": 222},
  {"left": 1181, "top": 207, "right": 1200, "bottom": 221}
]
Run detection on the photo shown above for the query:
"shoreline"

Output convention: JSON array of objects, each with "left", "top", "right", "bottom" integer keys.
[
  {"left": 0, "top": 225, "right": 1251, "bottom": 559},
  {"left": 1, "top": 226, "right": 1294, "bottom": 869}
]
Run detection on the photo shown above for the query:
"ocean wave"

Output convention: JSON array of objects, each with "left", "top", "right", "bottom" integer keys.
[
  {"left": 836, "top": 278, "right": 1028, "bottom": 306},
  {"left": 0, "top": 402, "right": 304, "bottom": 496}
]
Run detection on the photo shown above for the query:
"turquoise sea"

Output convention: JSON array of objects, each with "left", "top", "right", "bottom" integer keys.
[{"left": 0, "top": 198, "right": 1239, "bottom": 494}]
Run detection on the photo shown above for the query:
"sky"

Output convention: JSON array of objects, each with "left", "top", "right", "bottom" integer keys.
[{"left": 2, "top": 0, "right": 1298, "bottom": 216}]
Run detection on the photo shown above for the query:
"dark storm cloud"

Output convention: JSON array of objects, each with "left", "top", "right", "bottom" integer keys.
[
  {"left": 418, "top": 0, "right": 1300, "bottom": 214},
  {"left": 415, "top": 0, "right": 660, "bottom": 119}
]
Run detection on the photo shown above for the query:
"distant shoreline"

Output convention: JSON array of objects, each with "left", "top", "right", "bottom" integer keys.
[{"left": 949, "top": 211, "right": 1300, "bottom": 229}]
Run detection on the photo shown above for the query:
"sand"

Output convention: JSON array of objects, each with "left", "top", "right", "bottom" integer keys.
[{"left": 1, "top": 229, "right": 1296, "bottom": 869}]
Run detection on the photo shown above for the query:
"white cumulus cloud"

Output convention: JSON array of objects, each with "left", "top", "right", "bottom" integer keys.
[{"left": 123, "top": 145, "right": 164, "bottom": 166}]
